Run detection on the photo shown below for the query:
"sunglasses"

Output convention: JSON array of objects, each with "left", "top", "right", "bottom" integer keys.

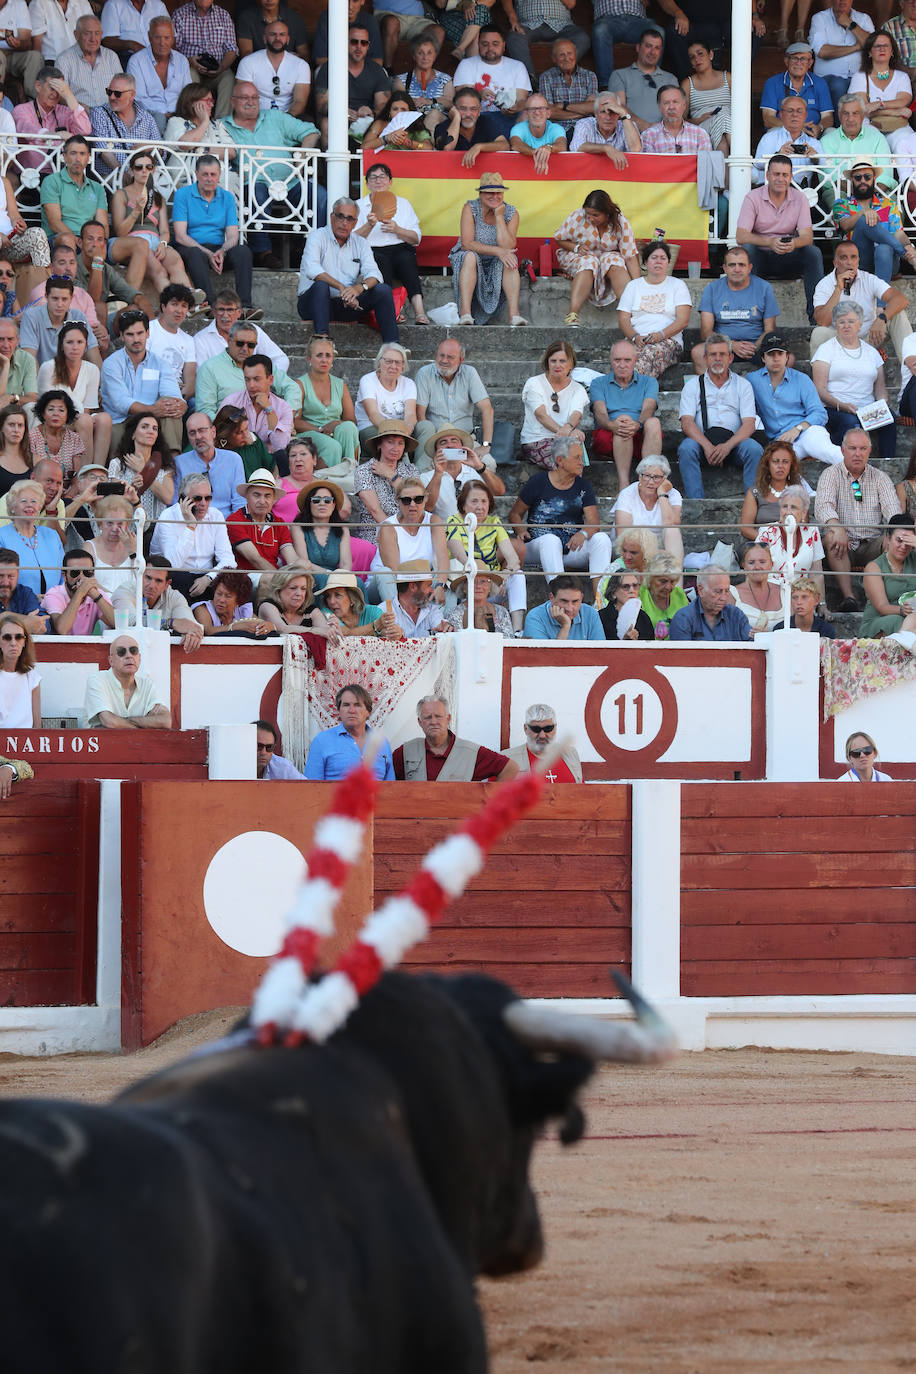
[
  {"left": 350, "top": 37, "right": 369, "bottom": 45},
  {"left": 47, "top": 273, "right": 74, "bottom": 287},
  {"left": 257, "top": 740, "right": 275, "bottom": 751},
  {"left": 399, "top": 494, "right": 425, "bottom": 505},
  {"left": 132, "top": 161, "right": 154, "bottom": 171},
  {"left": 333, "top": 212, "right": 358, "bottom": 222},
  {"left": 850, "top": 479, "right": 863, "bottom": 502},
  {"left": 191, "top": 494, "right": 213, "bottom": 503},
  {"left": 120, "top": 309, "right": 147, "bottom": 327},
  {"left": 311, "top": 494, "right": 334, "bottom": 503},
  {"left": 550, "top": 391, "right": 560, "bottom": 413},
  {"left": 106, "top": 87, "right": 129, "bottom": 96},
  {"left": 848, "top": 746, "right": 874, "bottom": 758},
  {"left": 272, "top": 74, "right": 281, "bottom": 93},
  {"left": 643, "top": 73, "right": 657, "bottom": 87},
  {"left": 114, "top": 645, "right": 139, "bottom": 656},
  {"left": 0, "top": 631, "right": 25, "bottom": 642},
  {"left": 526, "top": 723, "right": 555, "bottom": 734}
]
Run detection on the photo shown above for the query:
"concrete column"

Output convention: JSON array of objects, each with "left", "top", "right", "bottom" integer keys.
[
  {"left": 760, "top": 629, "right": 821, "bottom": 780},
  {"left": 209, "top": 723, "right": 257, "bottom": 779},
  {"left": 326, "top": 0, "right": 351, "bottom": 211},
  {"left": 630, "top": 780, "right": 681, "bottom": 1001},
  {"left": 96, "top": 779, "right": 122, "bottom": 1010},
  {"left": 727, "top": 0, "right": 752, "bottom": 243}
]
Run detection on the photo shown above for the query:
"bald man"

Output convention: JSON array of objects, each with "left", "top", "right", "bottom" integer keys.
[{"left": 84, "top": 635, "right": 171, "bottom": 728}]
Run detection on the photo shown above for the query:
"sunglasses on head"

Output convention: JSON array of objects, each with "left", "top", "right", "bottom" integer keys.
[
  {"left": 120, "top": 309, "right": 146, "bottom": 328},
  {"left": 848, "top": 746, "right": 874, "bottom": 758}
]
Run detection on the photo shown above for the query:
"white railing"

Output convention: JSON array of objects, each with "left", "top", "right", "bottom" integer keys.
[
  {"left": 0, "top": 132, "right": 364, "bottom": 243},
  {"left": 711, "top": 152, "right": 916, "bottom": 245}
]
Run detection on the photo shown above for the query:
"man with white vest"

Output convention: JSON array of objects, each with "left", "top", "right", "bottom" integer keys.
[
  {"left": 507, "top": 701, "right": 582, "bottom": 782},
  {"left": 393, "top": 695, "right": 518, "bottom": 781}
]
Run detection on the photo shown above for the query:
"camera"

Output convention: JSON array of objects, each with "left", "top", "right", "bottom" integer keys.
[
  {"left": 96, "top": 481, "right": 126, "bottom": 496},
  {"left": 198, "top": 52, "right": 219, "bottom": 70},
  {"left": 791, "top": 142, "right": 806, "bottom": 153}
]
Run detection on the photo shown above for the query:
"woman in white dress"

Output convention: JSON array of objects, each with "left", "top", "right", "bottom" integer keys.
[
  {"left": 616, "top": 241, "right": 692, "bottom": 380},
  {"left": 729, "top": 542, "right": 783, "bottom": 635},
  {"left": 36, "top": 321, "right": 110, "bottom": 468},
  {"left": 811, "top": 300, "right": 896, "bottom": 460},
  {"left": 0, "top": 613, "right": 40, "bottom": 728},
  {"left": 839, "top": 731, "right": 891, "bottom": 781},
  {"left": 354, "top": 342, "right": 417, "bottom": 451}
]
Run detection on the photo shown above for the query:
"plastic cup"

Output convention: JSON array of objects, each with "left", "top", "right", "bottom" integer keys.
[
  {"left": 114, "top": 609, "right": 130, "bottom": 631},
  {"left": 146, "top": 609, "right": 162, "bottom": 631}
]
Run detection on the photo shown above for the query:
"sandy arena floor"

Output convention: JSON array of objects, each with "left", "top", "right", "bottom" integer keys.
[{"left": 0, "top": 1014, "right": 912, "bottom": 1372}]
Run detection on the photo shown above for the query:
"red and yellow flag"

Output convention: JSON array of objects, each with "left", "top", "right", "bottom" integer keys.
[{"left": 363, "top": 150, "right": 710, "bottom": 268}]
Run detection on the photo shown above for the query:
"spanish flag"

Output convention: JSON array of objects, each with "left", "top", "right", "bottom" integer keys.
[{"left": 363, "top": 150, "right": 709, "bottom": 268}]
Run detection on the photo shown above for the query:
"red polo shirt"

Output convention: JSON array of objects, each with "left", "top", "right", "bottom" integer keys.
[{"left": 226, "top": 510, "right": 282, "bottom": 569}]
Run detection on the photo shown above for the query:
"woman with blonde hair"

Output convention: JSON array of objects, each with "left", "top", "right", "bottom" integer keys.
[
  {"left": 256, "top": 564, "right": 341, "bottom": 640},
  {"left": 82, "top": 494, "right": 137, "bottom": 595},
  {"left": 371, "top": 472, "right": 449, "bottom": 602},
  {"left": 840, "top": 731, "right": 890, "bottom": 782},
  {"left": 639, "top": 551, "right": 688, "bottom": 636},
  {"left": 296, "top": 335, "right": 360, "bottom": 468},
  {"left": 0, "top": 480, "right": 63, "bottom": 597}
]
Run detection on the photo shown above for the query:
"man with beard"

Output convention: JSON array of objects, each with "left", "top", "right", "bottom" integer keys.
[
  {"left": 392, "top": 560, "right": 452, "bottom": 638},
  {"left": 453, "top": 27, "right": 531, "bottom": 138},
  {"left": 414, "top": 338, "right": 494, "bottom": 466},
  {"left": 236, "top": 18, "right": 310, "bottom": 116},
  {"left": 507, "top": 702, "right": 582, "bottom": 782},
  {"left": 831, "top": 156, "right": 916, "bottom": 282}
]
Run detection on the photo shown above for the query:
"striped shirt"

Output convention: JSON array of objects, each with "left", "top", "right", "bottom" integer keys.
[
  {"left": 445, "top": 512, "right": 511, "bottom": 569},
  {"left": 594, "top": 0, "right": 646, "bottom": 16},
  {"left": 538, "top": 64, "right": 597, "bottom": 117},
  {"left": 813, "top": 462, "right": 900, "bottom": 546},
  {"left": 641, "top": 120, "right": 712, "bottom": 154},
  {"left": 516, "top": 0, "right": 571, "bottom": 32}
]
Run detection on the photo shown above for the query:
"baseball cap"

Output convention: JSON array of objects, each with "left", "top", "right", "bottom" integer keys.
[{"left": 760, "top": 332, "right": 787, "bottom": 354}]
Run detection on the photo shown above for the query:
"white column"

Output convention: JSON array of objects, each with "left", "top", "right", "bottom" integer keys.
[
  {"left": 96, "top": 779, "right": 122, "bottom": 1010},
  {"left": 630, "top": 780, "right": 681, "bottom": 1000},
  {"left": 326, "top": 0, "right": 351, "bottom": 212},
  {"left": 727, "top": 0, "right": 753, "bottom": 243},
  {"left": 209, "top": 723, "right": 257, "bottom": 779},
  {"left": 759, "top": 630, "right": 821, "bottom": 779}
]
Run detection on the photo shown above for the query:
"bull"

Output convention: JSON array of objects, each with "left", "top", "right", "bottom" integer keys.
[{"left": 0, "top": 971, "right": 671, "bottom": 1373}]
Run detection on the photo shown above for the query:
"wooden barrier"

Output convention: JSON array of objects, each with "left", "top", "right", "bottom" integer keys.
[
  {"left": 0, "top": 730, "right": 209, "bottom": 780},
  {"left": 0, "top": 781, "right": 99, "bottom": 1006},
  {"left": 680, "top": 783, "right": 916, "bottom": 996},
  {"left": 379, "top": 784, "right": 632, "bottom": 997}
]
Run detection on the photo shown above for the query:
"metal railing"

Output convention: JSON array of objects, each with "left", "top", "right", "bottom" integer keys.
[
  {"left": 1, "top": 132, "right": 364, "bottom": 243},
  {"left": 710, "top": 152, "right": 916, "bottom": 246}
]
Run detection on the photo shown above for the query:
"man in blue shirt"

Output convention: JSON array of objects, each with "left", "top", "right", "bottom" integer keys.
[
  {"left": 523, "top": 574, "right": 606, "bottom": 640},
  {"left": 304, "top": 683, "right": 395, "bottom": 780},
  {"left": 100, "top": 308, "right": 186, "bottom": 454},
  {"left": 171, "top": 154, "right": 255, "bottom": 311},
  {"left": 590, "top": 339, "right": 662, "bottom": 488},
  {"left": 173, "top": 412, "right": 245, "bottom": 519},
  {"left": 693, "top": 246, "right": 779, "bottom": 372},
  {"left": 298, "top": 200, "right": 399, "bottom": 343},
  {"left": 759, "top": 43, "right": 834, "bottom": 138},
  {"left": 669, "top": 567, "right": 752, "bottom": 641},
  {"left": 0, "top": 549, "right": 47, "bottom": 635},
  {"left": 509, "top": 93, "right": 567, "bottom": 174},
  {"left": 747, "top": 333, "right": 843, "bottom": 465}
]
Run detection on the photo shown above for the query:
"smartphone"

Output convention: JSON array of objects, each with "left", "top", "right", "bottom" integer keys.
[
  {"left": 779, "top": 235, "right": 793, "bottom": 243},
  {"left": 791, "top": 142, "right": 806, "bottom": 153},
  {"left": 96, "top": 481, "right": 126, "bottom": 496}
]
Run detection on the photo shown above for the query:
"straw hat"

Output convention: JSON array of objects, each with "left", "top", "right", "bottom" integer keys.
[
  {"left": 316, "top": 570, "right": 366, "bottom": 610},
  {"left": 395, "top": 558, "right": 434, "bottom": 583},
  {"left": 448, "top": 557, "right": 505, "bottom": 588},
  {"left": 296, "top": 478, "right": 346, "bottom": 515},
  {"left": 237, "top": 467, "right": 281, "bottom": 498},
  {"left": 476, "top": 171, "right": 509, "bottom": 192},
  {"left": 424, "top": 425, "right": 477, "bottom": 461},
  {"left": 364, "top": 420, "right": 418, "bottom": 456}
]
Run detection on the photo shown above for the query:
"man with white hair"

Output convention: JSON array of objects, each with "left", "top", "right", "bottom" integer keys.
[
  {"left": 507, "top": 702, "right": 582, "bottom": 782},
  {"left": 414, "top": 338, "right": 494, "bottom": 468},
  {"left": 569, "top": 91, "right": 640, "bottom": 162},
  {"left": 393, "top": 695, "right": 517, "bottom": 781},
  {"left": 84, "top": 635, "right": 172, "bottom": 728},
  {"left": 88, "top": 71, "right": 160, "bottom": 171},
  {"left": 298, "top": 198, "right": 399, "bottom": 344},
  {"left": 669, "top": 565, "right": 751, "bottom": 640},
  {"left": 126, "top": 17, "right": 192, "bottom": 131}
]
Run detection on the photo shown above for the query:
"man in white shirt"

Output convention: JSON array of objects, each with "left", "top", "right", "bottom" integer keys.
[
  {"left": 100, "top": 0, "right": 169, "bottom": 59},
  {"left": 0, "top": 0, "right": 44, "bottom": 94},
  {"left": 809, "top": 0, "right": 874, "bottom": 110},
  {"left": 236, "top": 18, "right": 309, "bottom": 116},
  {"left": 677, "top": 334, "right": 762, "bottom": 499},
  {"left": 29, "top": 0, "right": 94, "bottom": 60},
  {"left": 753, "top": 95, "right": 823, "bottom": 187},
  {"left": 453, "top": 25, "right": 531, "bottom": 137},
  {"left": 126, "top": 16, "right": 191, "bottom": 132},
  {"left": 192, "top": 289, "right": 285, "bottom": 369},
  {"left": 148, "top": 284, "right": 197, "bottom": 402},
  {"left": 150, "top": 470, "right": 236, "bottom": 599},
  {"left": 392, "top": 559, "right": 452, "bottom": 638},
  {"left": 297, "top": 199, "right": 399, "bottom": 343},
  {"left": 811, "top": 238, "right": 911, "bottom": 360}
]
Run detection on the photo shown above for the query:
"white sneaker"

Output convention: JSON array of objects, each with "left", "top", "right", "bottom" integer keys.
[
  {"left": 510, "top": 315, "right": 528, "bottom": 327},
  {"left": 458, "top": 313, "right": 474, "bottom": 325}
]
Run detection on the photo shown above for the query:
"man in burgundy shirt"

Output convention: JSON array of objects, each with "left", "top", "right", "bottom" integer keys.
[
  {"left": 226, "top": 468, "right": 282, "bottom": 571},
  {"left": 393, "top": 695, "right": 518, "bottom": 781}
]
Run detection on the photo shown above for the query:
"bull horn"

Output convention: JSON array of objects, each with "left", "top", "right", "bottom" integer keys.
[{"left": 503, "top": 974, "right": 676, "bottom": 1063}]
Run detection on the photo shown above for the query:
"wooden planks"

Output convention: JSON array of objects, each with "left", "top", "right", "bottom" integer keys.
[
  {"left": 0, "top": 782, "right": 99, "bottom": 1006},
  {"left": 681, "top": 782, "right": 916, "bottom": 997},
  {"left": 374, "top": 783, "right": 632, "bottom": 996}
]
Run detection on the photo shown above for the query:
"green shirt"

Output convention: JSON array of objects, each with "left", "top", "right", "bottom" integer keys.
[
  {"left": 237, "top": 437, "right": 271, "bottom": 481},
  {"left": 40, "top": 167, "right": 109, "bottom": 237},
  {"left": 223, "top": 110, "right": 319, "bottom": 182},
  {"left": 4, "top": 349, "right": 37, "bottom": 399},
  {"left": 195, "top": 350, "right": 301, "bottom": 420},
  {"left": 75, "top": 257, "right": 134, "bottom": 306}
]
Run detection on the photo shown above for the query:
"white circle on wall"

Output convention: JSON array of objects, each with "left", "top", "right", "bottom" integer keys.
[
  {"left": 598, "top": 677, "right": 665, "bottom": 753},
  {"left": 203, "top": 831, "right": 306, "bottom": 957}
]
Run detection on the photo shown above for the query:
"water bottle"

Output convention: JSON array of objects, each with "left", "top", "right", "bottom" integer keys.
[{"left": 539, "top": 239, "right": 553, "bottom": 277}]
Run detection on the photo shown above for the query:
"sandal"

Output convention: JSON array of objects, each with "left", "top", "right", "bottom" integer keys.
[
  {"left": 414, "top": 314, "right": 430, "bottom": 324},
  {"left": 564, "top": 310, "right": 580, "bottom": 327},
  {"left": 774, "top": 26, "right": 788, "bottom": 44},
  {"left": 510, "top": 315, "right": 528, "bottom": 327},
  {"left": 458, "top": 313, "right": 474, "bottom": 325}
]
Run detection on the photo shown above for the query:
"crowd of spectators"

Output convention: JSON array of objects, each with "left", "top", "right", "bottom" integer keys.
[{"left": 0, "top": 0, "right": 914, "bottom": 754}]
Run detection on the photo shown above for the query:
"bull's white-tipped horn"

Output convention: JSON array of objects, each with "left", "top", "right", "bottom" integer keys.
[{"left": 503, "top": 1002, "right": 676, "bottom": 1064}]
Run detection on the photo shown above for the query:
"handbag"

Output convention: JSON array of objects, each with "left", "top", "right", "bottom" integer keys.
[{"left": 488, "top": 419, "right": 517, "bottom": 467}]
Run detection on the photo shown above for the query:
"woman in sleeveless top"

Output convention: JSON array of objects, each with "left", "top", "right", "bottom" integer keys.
[
  {"left": 682, "top": 41, "right": 731, "bottom": 154},
  {"left": 449, "top": 175, "right": 525, "bottom": 326},
  {"left": 740, "top": 441, "right": 812, "bottom": 542},
  {"left": 896, "top": 448, "right": 916, "bottom": 518},
  {"left": 296, "top": 335, "right": 360, "bottom": 467},
  {"left": 370, "top": 473, "right": 449, "bottom": 602},
  {"left": 111, "top": 151, "right": 195, "bottom": 296}
]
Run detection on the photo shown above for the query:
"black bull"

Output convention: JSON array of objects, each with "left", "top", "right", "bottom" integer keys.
[{"left": 0, "top": 971, "right": 671, "bottom": 1373}]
